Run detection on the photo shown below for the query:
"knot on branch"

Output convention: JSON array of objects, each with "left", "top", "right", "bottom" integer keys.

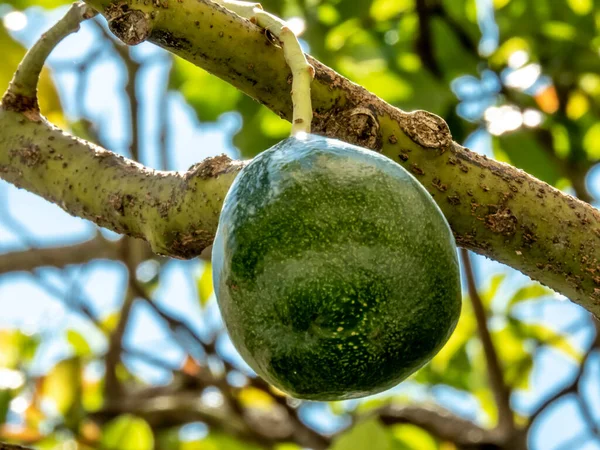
[
  {"left": 106, "top": 2, "right": 152, "bottom": 46},
  {"left": 401, "top": 110, "right": 452, "bottom": 150},
  {"left": 314, "top": 106, "right": 382, "bottom": 150},
  {"left": 1, "top": 91, "right": 40, "bottom": 118}
]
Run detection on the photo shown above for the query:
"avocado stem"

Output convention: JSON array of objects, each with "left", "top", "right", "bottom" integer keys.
[{"left": 213, "top": 1, "right": 315, "bottom": 135}]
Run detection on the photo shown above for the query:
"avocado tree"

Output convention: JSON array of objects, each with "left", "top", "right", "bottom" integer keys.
[{"left": 0, "top": 0, "right": 598, "bottom": 449}]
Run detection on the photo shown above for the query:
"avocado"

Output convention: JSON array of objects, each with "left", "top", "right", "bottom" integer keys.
[{"left": 212, "top": 134, "right": 461, "bottom": 401}]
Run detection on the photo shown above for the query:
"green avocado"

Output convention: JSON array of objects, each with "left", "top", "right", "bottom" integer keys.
[{"left": 212, "top": 134, "right": 461, "bottom": 401}]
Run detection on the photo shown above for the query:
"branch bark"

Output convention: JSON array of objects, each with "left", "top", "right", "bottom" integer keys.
[
  {"left": 0, "top": 235, "right": 127, "bottom": 275},
  {"left": 2, "top": 0, "right": 600, "bottom": 318}
]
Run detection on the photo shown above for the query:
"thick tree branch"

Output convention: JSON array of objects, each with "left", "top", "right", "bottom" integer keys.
[
  {"left": 2, "top": 0, "right": 600, "bottom": 318},
  {"left": 0, "top": 109, "right": 245, "bottom": 258}
]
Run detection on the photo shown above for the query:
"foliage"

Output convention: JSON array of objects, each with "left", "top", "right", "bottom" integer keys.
[{"left": 0, "top": 0, "right": 599, "bottom": 449}]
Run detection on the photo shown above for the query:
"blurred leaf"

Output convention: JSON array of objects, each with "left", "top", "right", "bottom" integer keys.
[
  {"left": 534, "top": 85, "right": 560, "bottom": 114},
  {"left": 519, "top": 323, "right": 583, "bottom": 362},
  {"left": 101, "top": 312, "right": 120, "bottom": 335},
  {"left": 567, "top": 0, "right": 593, "bottom": 15},
  {"left": 0, "top": 25, "right": 64, "bottom": 125},
  {"left": 82, "top": 375, "right": 103, "bottom": 412},
  {"left": 493, "top": 132, "right": 562, "bottom": 185},
  {"left": 197, "top": 262, "right": 214, "bottom": 307},
  {"left": 4, "top": 0, "right": 73, "bottom": 8},
  {"left": 475, "top": 388, "right": 498, "bottom": 425},
  {"left": 67, "top": 330, "right": 92, "bottom": 357},
  {"left": 274, "top": 444, "right": 302, "bottom": 450},
  {"left": 238, "top": 386, "right": 275, "bottom": 410},
  {"left": 370, "top": 0, "right": 413, "bottom": 21},
  {"left": 169, "top": 57, "right": 241, "bottom": 122},
  {"left": 0, "top": 390, "right": 13, "bottom": 425},
  {"left": 181, "top": 355, "right": 202, "bottom": 377},
  {"left": 330, "top": 418, "right": 392, "bottom": 450},
  {"left": 541, "top": 21, "right": 577, "bottom": 41},
  {"left": 41, "top": 357, "right": 82, "bottom": 417},
  {"left": 101, "top": 415, "right": 154, "bottom": 450},
  {"left": 80, "top": 420, "right": 102, "bottom": 445},
  {"left": 0, "top": 329, "right": 39, "bottom": 369},
  {"left": 481, "top": 274, "right": 506, "bottom": 309},
  {"left": 491, "top": 323, "right": 533, "bottom": 389},
  {"left": 508, "top": 283, "right": 553, "bottom": 309},
  {"left": 415, "top": 298, "right": 474, "bottom": 391},
  {"left": 389, "top": 424, "right": 438, "bottom": 450},
  {"left": 233, "top": 96, "right": 289, "bottom": 158},
  {"left": 184, "top": 433, "right": 263, "bottom": 450},
  {"left": 583, "top": 123, "right": 600, "bottom": 159}
]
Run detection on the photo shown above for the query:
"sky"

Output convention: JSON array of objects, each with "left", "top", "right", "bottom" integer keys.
[{"left": 0, "top": 3, "right": 600, "bottom": 449}]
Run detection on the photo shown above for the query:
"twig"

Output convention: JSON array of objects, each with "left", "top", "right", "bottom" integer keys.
[
  {"left": 0, "top": 443, "right": 34, "bottom": 450},
  {"left": 377, "top": 403, "right": 501, "bottom": 448},
  {"left": 461, "top": 249, "right": 514, "bottom": 435},
  {"left": 1, "top": 2, "right": 97, "bottom": 114},
  {"left": 0, "top": 234, "right": 137, "bottom": 275},
  {"left": 96, "top": 23, "right": 142, "bottom": 161},
  {"left": 527, "top": 320, "right": 600, "bottom": 427},
  {"left": 214, "top": 0, "right": 314, "bottom": 134},
  {"left": 104, "top": 287, "right": 136, "bottom": 398}
]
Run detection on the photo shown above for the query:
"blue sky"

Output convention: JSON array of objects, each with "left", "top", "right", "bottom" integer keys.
[{"left": 1, "top": 4, "right": 600, "bottom": 449}]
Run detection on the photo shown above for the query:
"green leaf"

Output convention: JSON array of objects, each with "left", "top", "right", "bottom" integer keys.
[
  {"left": 0, "top": 329, "right": 39, "bottom": 369},
  {"left": 197, "top": 262, "right": 214, "bottom": 307},
  {"left": 370, "top": 0, "right": 413, "bottom": 22},
  {"left": 508, "top": 284, "right": 553, "bottom": 309},
  {"left": 169, "top": 57, "right": 241, "bottom": 122},
  {"left": 41, "top": 357, "right": 82, "bottom": 416},
  {"left": 66, "top": 330, "right": 92, "bottom": 357},
  {"left": 4, "top": 0, "right": 73, "bottom": 9},
  {"left": 426, "top": 300, "right": 475, "bottom": 374},
  {"left": 233, "top": 96, "right": 289, "bottom": 158},
  {"left": 101, "top": 415, "right": 154, "bottom": 450},
  {"left": 481, "top": 274, "right": 506, "bottom": 309},
  {"left": 583, "top": 123, "right": 600, "bottom": 159},
  {"left": 389, "top": 424, "right": 438, "bottom": 450},
  {"left": 183, "top": 433, "right": 263, "bottom": 450},
  {"left": 493, "top": 132, "right": 562, "bottom": 186},
  {"left": 0, "top": 26, "right": 64, "bottom": 126},
  {"left": 520, "top": 324, "right": 583, "bottom": 362},
  {"left": 541, "top": 21, "right": 577, "bottom": 41},
  {"left": 330, "top": 418, "right": 393, "bottom": 450},
  {"left": 0, "top": 389, "right": 14, "bottom": 425},
  {"left": 566, "top": 0, "right": 593, "bottom": 16}
]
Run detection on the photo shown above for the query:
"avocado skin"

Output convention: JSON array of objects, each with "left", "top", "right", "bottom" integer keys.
[{"left": 212, "top": 134, "right": 461, "bottom": 401}]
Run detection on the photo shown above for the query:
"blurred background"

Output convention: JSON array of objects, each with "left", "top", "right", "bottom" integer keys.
[{"left": 0, "top": 0, "right": 599, "bottom": 449}]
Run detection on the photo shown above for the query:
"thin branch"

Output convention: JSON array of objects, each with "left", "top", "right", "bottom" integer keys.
[
  {"left": 1, "top": 2, "right": 97, "bottom": 114},
  {"left": 0, "top": 443, "right": 34, "bottom": 450},
  {"left": 104, "top": 287, "right": 136, "bottom": 398},
  {"left": 0, "top": 234, "right": 132, "bottom": 275},
  {"left": 527, "top": 321, "right": 600, "bottom": 427},
  {"left": 461, "top": 249, "right": 514, "bottom": 435},
  {"left": 377, "top": 403, "right": 501, "bottom": 448}
]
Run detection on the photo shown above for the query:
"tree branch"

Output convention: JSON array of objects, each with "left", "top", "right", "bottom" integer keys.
[
  {"left": 461, "top": 249, "right": 514, "bottom": 435},
  {"left": 2, "top": 0, "right": 600, "bottom": 319},
  {"left": 377, "top": 403, "right": 502, "bottom": 448},
  {"left": 2, "top": 2, "right": 96, "bottom": 115},
  {"left": 0, "top": 443, "right": 34, "bottom": 450},
  {"left": 0, "top": 234, "right": 136, "bottom": 275}
]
